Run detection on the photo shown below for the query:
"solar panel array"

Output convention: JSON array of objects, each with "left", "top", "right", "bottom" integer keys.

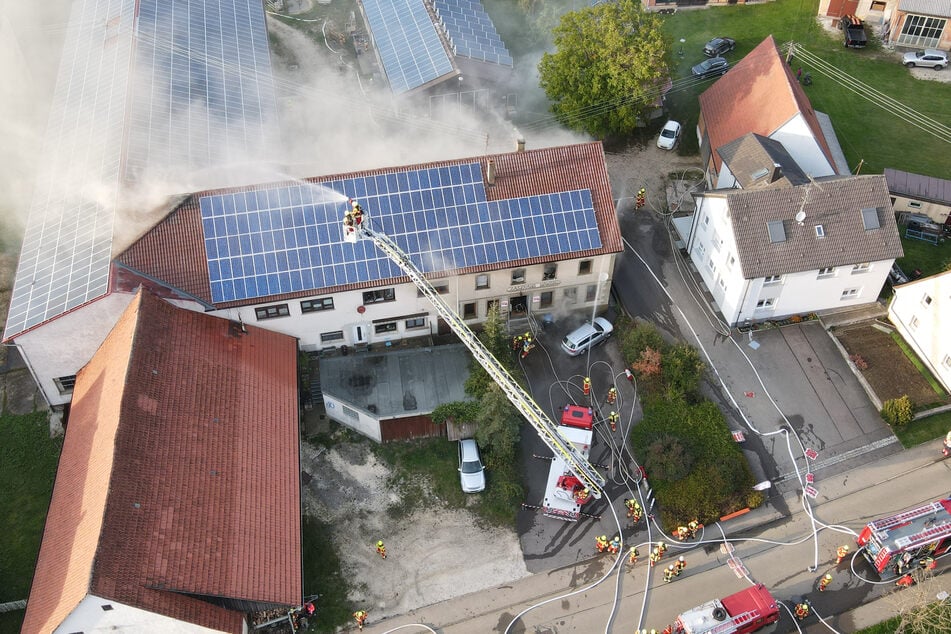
[
  {"left": 4, "top": 0, "right": 279, "bottom": 340},
  {"left": 362, "top": 0, "right": 455, "bottom": 94},
  {"left": 199, "top": 164, "right": 602, "bottom": 303},
  {"left": 434, "top": 0, "right": 513, "bottom": 66},
  {"left": 125, "top": 0, "right": 278, "bottom": 179}
]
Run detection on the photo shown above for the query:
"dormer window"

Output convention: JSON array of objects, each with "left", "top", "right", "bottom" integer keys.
[{"left": 814, "top": 225, "right": 825, "bottom": 238}]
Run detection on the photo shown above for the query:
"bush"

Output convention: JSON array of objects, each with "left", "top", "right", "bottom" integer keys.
[
  {"left": 644, "top": 434, "right": 693, "bottom": 481},
  {"left": 662, "top": 343, "right": 705, "bottom": 401},
  {"left": 881, "top": 395, "right": 914, "bottom": 427},
  {"left": 620, "top": 321, "right": 666, "bottom": 363}
]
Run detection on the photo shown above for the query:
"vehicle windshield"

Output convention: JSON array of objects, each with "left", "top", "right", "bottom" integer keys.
[
  {"left": 662, "top": 129, "right": 676, "bottom": 138},
  {"left": 461, "top": 460, "right": 482, "bottom": 474},
  {"left": 592, "top": 322, "right": 604, "bottom": 334}
]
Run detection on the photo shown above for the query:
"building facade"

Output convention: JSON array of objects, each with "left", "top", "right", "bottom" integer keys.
[{"left": 888, "top": 270, "right": 951, "bottom": 393}]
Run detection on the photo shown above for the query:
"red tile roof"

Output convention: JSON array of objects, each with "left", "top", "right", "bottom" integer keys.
[
  {"left": 699, "top": 36, "right": 835, "bottom": 174},
  {"left": 22, "top": 289, "right": 301, "bottom": 633},
  {"left": 115, "top": 142, "right": 620, "bottom": 309}
]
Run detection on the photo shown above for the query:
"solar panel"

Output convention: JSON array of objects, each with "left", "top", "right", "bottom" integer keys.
[
  {"left": 199, "top": 164, "right": 602, "bottom": 303},
  {"left": 4, "top": 0, "right": 279, "bottom": 340},
  {"left": 363, "top": 0, "right": 455, "bottom": 94},
  {"left": 434, "top": 0, "right": 513, "bottom": 67}
]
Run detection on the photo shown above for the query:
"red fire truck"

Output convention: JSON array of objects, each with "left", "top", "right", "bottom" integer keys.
[
  {"left": 674, "top": 584, "right": 779, "bottom": 634},
  {"left": 542, "top": 405, "right": 595, "bottom": 521},
  {"left": 857, "top": 496, "right": 951, "bottom": 578}
]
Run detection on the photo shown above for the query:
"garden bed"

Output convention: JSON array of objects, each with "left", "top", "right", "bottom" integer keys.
[{"left": 834, "top": 323, "right": 949, "bottom": 408}]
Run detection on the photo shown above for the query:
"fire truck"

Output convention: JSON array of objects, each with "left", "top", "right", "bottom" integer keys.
[
  {"left": 674, "top": 584, "right": 779, "bottom": 634},
  {"left": 542, "top": 405, "right": 595, "bottom": 521},
  {"left": 857, "top": 496, "right": 951, "bottom": 578}
]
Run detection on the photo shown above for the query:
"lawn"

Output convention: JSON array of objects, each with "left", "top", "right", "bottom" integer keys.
[
  {"left": 0, "top": 411, "right": 61, "bottom": 634},
  {"left": 896, "top": 233, "right": 951, "bottom": 278},
  {"left": 486, "top": 0, "right": 951, "bottom": 179},
  {"left": 894, "top": 409, "right": 951, "bottom": 449}
]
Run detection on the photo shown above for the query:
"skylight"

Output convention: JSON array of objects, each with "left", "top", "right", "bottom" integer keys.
[
  {"left": 767, "top": 220, "right": 786, "bottom": 243},
  {"left": 861, "top": 207, "right": 881, "bottom": 230}
]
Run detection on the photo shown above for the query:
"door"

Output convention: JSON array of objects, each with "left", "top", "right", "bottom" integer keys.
[
  {"left": 510, "top": 295, "right": 528, "bottom": 315},
  {"left": 353, "top": 324, "right": 369, "bottom": 345}
]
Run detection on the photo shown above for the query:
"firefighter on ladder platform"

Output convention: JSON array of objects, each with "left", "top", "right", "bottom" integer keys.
[
  {"left": 836, "top": 544, "right": 850, "bottom": 565},
  {"left": 583, "top": 376, "right": 591, "bottom": 396},
  {"left": 608, "top": 411, "right": 619, "bottom": 432}
]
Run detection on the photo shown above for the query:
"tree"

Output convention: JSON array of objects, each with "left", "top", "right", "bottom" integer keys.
[
  {"left": 631, "top": 346, "right": 663, "bottom": 378},
  {"left": 537, "top": 0, "right": 669, "bottom": 138},
  {"left": 662, "top": 343, "right": 706, "bottom": 401},
  {"left": 465, "top": 304, "right": 512, "bottom": 397},
  {"left": 474, "top": 384, "right": 521, "bottom": 467}
]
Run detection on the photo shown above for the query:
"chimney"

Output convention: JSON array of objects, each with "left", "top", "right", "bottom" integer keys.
[
  {"left": 486, "top": 160, "right": 496, "bottom": 186},
  {"left": 516, "top": 138, "right": 525, "bottom": 152}
]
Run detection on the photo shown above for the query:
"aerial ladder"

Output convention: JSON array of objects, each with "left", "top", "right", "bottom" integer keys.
[{"left": 342, "top": 201, "right": 606, "bottom": 497}]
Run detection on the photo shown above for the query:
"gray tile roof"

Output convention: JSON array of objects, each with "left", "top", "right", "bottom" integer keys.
[
  {"left": 717, "top": 133, "right": 809, "bottom": 189},
  {"left": 724, "top": 174, "right": 904, "bottom": 279},
  {"left": 884, "top": 168, "right": 951, "bottom": 206},
  {"left": 898, "top": 0, "right": 951, "bottom": 18}
]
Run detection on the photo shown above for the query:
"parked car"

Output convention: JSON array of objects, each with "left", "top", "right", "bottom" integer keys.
[
  {"left": 561, "top": 317, "right": 614, "bottom": 356},
  {"left": 657, "top": 120, "right": 682, "bottom": 150},
  {"left": 458, "top": 438, "right": 485, "bottom": 493},
  {"left": 691, "top": 56, "right": 730, "bottom": 79},
  {"left": 703, "top": 37, "right": 736, "bottom": 57},
  {"left": 903, "top": 49, "right": 948, "bottom": 69},
  {"left": 840, "top": 15, "right": 867, "bottom": 48}
]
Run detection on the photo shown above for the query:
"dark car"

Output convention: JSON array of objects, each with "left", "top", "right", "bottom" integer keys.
[
  {"left": 840, "top": 15, "right": 867, "bottom": 48},
  {"left": 691, "top": 57, "right": 730, "bottom": 79},
  {"left": 703, "top": 37, "right": 736, "bottom": 57}
]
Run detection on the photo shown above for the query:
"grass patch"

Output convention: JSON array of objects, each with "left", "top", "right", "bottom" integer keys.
[
  {"left": 896, "top": 234, "right": 951, "bottom": 279},
  {"left": 893, "top": 409, "right": 951, "bottom": 449},
  {"left": 0, "top": 411, "right": 61, "bottom": 634},
  {"left": 889, "top": 331, "right": 947, "bottom": 397},
  {"left": 301, "top": 516, "right": 352, "bottom": 632}
]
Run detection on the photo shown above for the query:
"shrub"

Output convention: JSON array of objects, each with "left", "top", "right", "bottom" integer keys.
[
  {"left": 631, "top": 346, "right": 663, "bottom": 377},
  {"left": 644, "top": 434, "right": 693, "bottom": 481},
  {"left": 849, "top": 354, "right": 869, "bottom": 370},
  {"left": 662, "top": 343, "right": 706, "bottom": 401},
  {"left": 881, "top": 395, "right": 914, "bottom": 427},
  {"left": 620, "top": 321, "right": 666, "bottom": 363}
]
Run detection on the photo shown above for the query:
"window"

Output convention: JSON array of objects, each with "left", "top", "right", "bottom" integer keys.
[
  {"left": 703, "top": 214, "right": 711, "bottom": 228},
  {"left": 463, "top": 302, "right": 477, "bottom": 319},
  {"left": 585, "top": 284, "right": 598, "bottom": 302},
  {"left": 320, "top": 331, "right": 344, "bottom": 343},
  {"left": 511, "top": 268, "right": 526, "bottom": 284},
  {"left": 718, "top": 276, "right": 727, "bottom": 291},
  {"left": 908, "top": 201, "right": 922, "bottom": 209},
  {"left": 301, "top": 297, "right": 334, "bottom": 313},
  {"left": 707, "top": 257, "right": 717, "bottom": 274},
  {"left": 564, "top": 287, "right": 578, "bottom": 304},
  {"left": 756, "top": 298, "right": 776, "bottom": 309},
  {"left": 764, "top": 275, "right": 783, "bottom": 285},
  {"left": 841, "top": 288, "right": 860, "bottom": 300},
  {"left": 487, "top": 299, "right": 500, "bottom": 315},
  {"left": 579, "top": 260, "right": 592, "bottom": 275},
  {"left": 54, "top": 375, "right": 77, "bottom": 395},
  {"left": 910, "top": 315, "right": 920, "bottom": 330},
  {"left": 363, "top": 288, "right": 395, "bottom": 304},
  {"left": 814, "top": 225, "right": 825, "bottom": 238},
  {"left": 540, "top": 291, "right": 553, "bottom": 308},
  {"left": 870, "top": 1, "right": 886, "bottom": 10},
  {"left": 342, "top": 405, "right": 360, "bottom": 420},
  {"left": 898, "top": 14, "right": 946, "bottom": 48},
  {"left": 851, "top": 263, "right": 870, "bottom": 275},
  {"left": 695, "top": 242, "right": 706, "bottom": 258},
  {"left": 818, "top": 267, "right": 835, "bottom": 278},
  {"left": 475, "top": 274, "right": 489, "bottom": 290},
  {"left": 922, "top": 293, "right": 933, "bottom": 307},
  {"left": 942, "top": 354, "right": 951, "bottom": 370},
  {"left": 726, "top": 254, "right": 735, "bottom": 270},
  {"left": 374, "top": 322, "right": 397, "bottom": 334},
  {"left": 711, "top": 230, "right": 722, "bottom": 251},
  {"left": 101, "top": 605, "right": 114, "bottom": 612},
  {"left": 255, "top": 304, "right": 290, "bottom": 320},
  {"left": 418, "top": 284, "right": 448, "bottom": 297},
  {"left": 405, "top": 317, "right": 427, "bottom": 330},
  {"left": 542, "top": 263, "right": 557, "bottom": 280}
]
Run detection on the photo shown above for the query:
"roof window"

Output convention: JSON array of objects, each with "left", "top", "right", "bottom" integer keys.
[
  {"left": 815, "top": 225, "right": 825, "bottom": 238},
  {"left": 767, "top": 220, "right": 786, "bottom": 243},
  {"left": 861, "top": 207, "right": 881, "bottom": 230}
]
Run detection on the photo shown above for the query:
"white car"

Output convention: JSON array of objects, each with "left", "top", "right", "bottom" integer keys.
[
  {"left": 903, "top": 49, "right": 948, "bottom": 69},
  {"left": 458, "top": 438, "right": 485, "bottom": 493},
  {"left": 657, "top": 120, "right": 682, "bottom": 150},
  {"left": 561, "top": 317, "right": 614, "bottom": 356}
]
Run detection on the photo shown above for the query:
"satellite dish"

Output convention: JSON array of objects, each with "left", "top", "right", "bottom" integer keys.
[{"left": 795, "top": 210, "right": 806, "bottom": 225}]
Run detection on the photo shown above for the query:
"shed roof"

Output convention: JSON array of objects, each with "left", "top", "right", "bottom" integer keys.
[
  {"left": 898, "top": 0, "right": 951, "bottom": 18},
  {"left": 115, "top": 142, "right": 621, "bottom": 309},
  {"left": 720, "top": 174, "right": 904, "bottom": 279},
  {"left": 717, "top": 133, "right": 809, "bottom": 189},
  {"left": 699, "top": 36, "right": 835, "bottom": 174},
  {"left": 884, "top": 168, "right": 951, "bottom": 206},
  {"left": 22, "top": 290, "right": 301, "bottom": 633}
]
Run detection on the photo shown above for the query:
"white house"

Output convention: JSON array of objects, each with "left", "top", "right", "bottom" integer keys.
[
  {"left": 888, "top": 270, "right": 951, "bottom": 393},
  {"left": 697, "top": 36, "right": 843, "bottom": 189},
  {"left": 679, "top": 173, "right": 904, "bottom": 326}
]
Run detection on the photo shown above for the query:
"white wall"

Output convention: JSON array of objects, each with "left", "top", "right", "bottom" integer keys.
[
  {"left": 773, "top": 115, "right": 837, "bottom": 177},
  {"left": 55, "top": 595, "right": 238, "bottom": 634},
  {"left": 322, "top": 397, "right": 382, "bottom": 442},
  {"left": 686, "top": 196, "right": 748, "bottom": 324},
  {"left": 14, "top": 292, "right": 136, "bottom": 407},
  {"left": 891, "top": 194, "right": 951, "bottom": 225},
  {"left": 889, "top": 272, "right": 951, "bottom": 393}
]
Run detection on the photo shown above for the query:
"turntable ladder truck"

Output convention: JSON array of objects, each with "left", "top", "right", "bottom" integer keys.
[{"left": 345, "top": 214, "right": 607, "bottom": 497}]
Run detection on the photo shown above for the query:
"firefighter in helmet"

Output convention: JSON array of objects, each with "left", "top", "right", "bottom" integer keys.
[
  {"left": 835, "top": 544, "right": 850, "bottom": 565},
  {"left": 353, "top": 609, "right": 369, "bottom": 630},
  {"left": 794, "top": 601, "right": 810, "bottom": 620}
]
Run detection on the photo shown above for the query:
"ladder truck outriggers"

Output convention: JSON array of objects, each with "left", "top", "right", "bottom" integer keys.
[{"left": 342, "top": 201, "right": 607, "bottom": 499}]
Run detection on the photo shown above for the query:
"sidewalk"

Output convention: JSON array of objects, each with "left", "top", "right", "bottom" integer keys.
[{"left": 355, "top": 442, "right": 950, "bottom": 633}]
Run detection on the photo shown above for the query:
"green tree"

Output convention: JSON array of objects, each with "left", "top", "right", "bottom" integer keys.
[
  {"left": 474, "top": 384, "right": 521, "bottom": 466},
  {"left": 662, "top": 343, "right": 706, "bottom": 401},
  {"left": 465, "top": 304, "right": 512, "bottom": 397},
  {"left": 881, "top": 395, "right": 914, "bottom": 428},
  {"left": 537, "top": 0, "right": 669, "bottom": 138}
]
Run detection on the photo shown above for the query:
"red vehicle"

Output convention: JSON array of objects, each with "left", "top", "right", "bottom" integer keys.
[
  {"left": 675, "top": 584, "right": 779, "bottom": 634},
  {"left": 857, "top": 496, "right": 951, "bottom": 578},
  {"left": 542, "top": 405, "right": 595, "bottom": 521}
]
